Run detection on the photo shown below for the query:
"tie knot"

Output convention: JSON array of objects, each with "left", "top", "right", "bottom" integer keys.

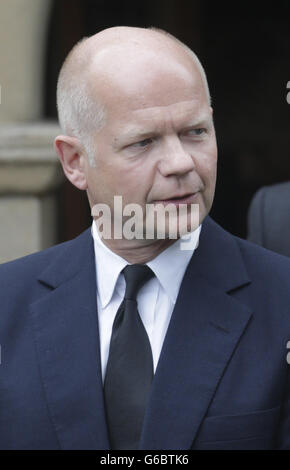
[{"left": 122, "top": 264, "right": 154, "bottom": 301}]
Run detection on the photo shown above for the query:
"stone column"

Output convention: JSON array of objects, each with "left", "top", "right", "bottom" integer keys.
[
  {"left": 0, "top": 0, "right": 53, "bottom": 121},
  {"left": 0, "top": 123, "right": 63, "bottom": 263},
  {"left": 0, "top": 1, "right": 64, "bottom": 264}
]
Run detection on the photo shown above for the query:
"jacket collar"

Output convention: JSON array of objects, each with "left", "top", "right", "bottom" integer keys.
[{"left": 38, "top": 216, "right": 250, "bottom": 293}]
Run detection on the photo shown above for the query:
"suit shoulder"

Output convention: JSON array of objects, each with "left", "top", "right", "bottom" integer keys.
[
  {"left": 262, "top": 181, "right": 290, "bottom": 196},
  {"left": 206, "top": 217, "right": 290, "bottom": 279},
  {"left": 234, "top": 234, "right": 290, "bottom": 277},
  {"left": 249, "top": 181, "right": 290, "bottom": 218},
  {"left": 0, "top": 229, "right": 90, "bottom": 282},
  {"left": 251, "top": 181, "right": 290, "bottom": 201}
]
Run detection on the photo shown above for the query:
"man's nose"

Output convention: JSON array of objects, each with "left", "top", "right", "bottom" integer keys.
[{"left": 158, "top": 136, "right": 195, "bottom": 177}]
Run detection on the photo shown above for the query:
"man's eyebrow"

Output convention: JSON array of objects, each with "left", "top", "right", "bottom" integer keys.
[
  {"left": 113, "top": 111, "right": 212, "bottom": 147},
  {"left": 182, "top": 112, "right": 212, "bottom": 127},
  {"left": 113, "top": 128, "right": 156, "bottom": 147}
]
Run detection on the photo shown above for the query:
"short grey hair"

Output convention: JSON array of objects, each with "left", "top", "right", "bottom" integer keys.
[
  {"left": 56, "top": 37, "right": 106, "bottom": 167},
  {"left": 56, "top": 28, "right": 211, "bottom": 168}
]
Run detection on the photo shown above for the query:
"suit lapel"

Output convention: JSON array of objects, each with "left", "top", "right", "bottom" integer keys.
[
  {"left": 29, "top": 229, "right": 110, "bottom": 449},
  {"left": 139, "top": 216, "right": 253, "bottom": 449}
]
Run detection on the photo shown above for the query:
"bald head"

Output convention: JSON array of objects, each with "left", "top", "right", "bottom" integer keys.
[{"left": 56, "top": 26, "right": 211, "bottom": 166}]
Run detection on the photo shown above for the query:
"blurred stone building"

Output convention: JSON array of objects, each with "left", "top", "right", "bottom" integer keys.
[
  {"left": 1, "top": 0, "right": 289, "bottom": 262},
  {"left": 0, "top": 0, "right": 62, "bottom": 262}
]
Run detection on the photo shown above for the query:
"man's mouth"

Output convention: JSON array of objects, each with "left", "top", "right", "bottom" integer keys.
[{"left": 154, "top": 192, "right": 199, "bottom": 205}]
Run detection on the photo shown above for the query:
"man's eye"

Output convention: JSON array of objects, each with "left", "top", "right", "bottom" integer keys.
[
  {"left": 186, "top": 128, "right": 206, "bottom": 136},
  {"left": 131, "top": 138, "right": 153, "bottom": 148}
]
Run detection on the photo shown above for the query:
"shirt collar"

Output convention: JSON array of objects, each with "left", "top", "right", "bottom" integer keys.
[
  {"left": 146, "top": 226, "right": 201, "bottom": 303},
  {"left": 91, "top": 221, "right": 202, "bottom": 307},
  {"left": 91, "top": 221, "right": 128, "bottom": 308}
]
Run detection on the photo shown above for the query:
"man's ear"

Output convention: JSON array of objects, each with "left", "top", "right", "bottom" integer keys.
[{"left": 54, "top": 135, "right": 88, "bottom": 190}]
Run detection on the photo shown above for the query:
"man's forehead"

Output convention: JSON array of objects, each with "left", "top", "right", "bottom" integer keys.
[
  {"left": 88, "top": 51, "right": 204, "bottom": 115},
  {"left": 80, "top": 29, "right": 210, "bottom": 135},
  {"left": 88, "top": 42, "right": 196, "bottom": 82},
  {"left": 112, "top": 102, "right": 211, "bottom": 140},
  {"left": 121, "top": 100, "right": 208, "bottom": 122},
  {"left": 86, "top": 31, "right": 203, "bottom": 96}
]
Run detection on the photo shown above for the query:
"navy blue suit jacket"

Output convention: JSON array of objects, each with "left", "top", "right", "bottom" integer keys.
[
  {"left": 1, "top": 216, "right": 290, "bottom": 450},
  {"left": 247, "top": 182, "right": 290, "bottom": 257}
]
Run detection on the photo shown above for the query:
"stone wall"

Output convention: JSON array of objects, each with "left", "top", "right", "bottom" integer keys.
[{"left": 0, "top": 0, "right": 64, "bottom": 263}]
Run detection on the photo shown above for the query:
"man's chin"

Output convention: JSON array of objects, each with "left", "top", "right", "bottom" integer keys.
[{"left": 140, "top": 213, "right": 201, "bottom": 241}]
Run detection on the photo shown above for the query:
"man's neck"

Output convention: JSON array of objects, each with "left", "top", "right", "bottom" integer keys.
[{"left": 99, "top": 237, "right": 178, "bottom": 264}]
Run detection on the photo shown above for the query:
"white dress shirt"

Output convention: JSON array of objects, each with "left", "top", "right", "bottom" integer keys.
[{"left": 91, "top": 221, "right": 202, "bottom": 382}]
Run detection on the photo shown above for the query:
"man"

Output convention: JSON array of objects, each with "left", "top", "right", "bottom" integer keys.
[
  {"left": 0, "top": 26, "right": 290, "bottom": 450},
  {"left": 247, "top": 181, "right": 290, "bottom": 257}
]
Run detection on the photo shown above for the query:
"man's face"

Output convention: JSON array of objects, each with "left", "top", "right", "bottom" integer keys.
[{"left": 84, "top": 46, "right": 217, "bottom": 241}]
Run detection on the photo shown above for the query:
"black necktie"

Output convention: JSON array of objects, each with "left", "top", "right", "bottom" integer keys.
[{"left": 104, "top": 264, "right": 155, "bottom": 450}]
